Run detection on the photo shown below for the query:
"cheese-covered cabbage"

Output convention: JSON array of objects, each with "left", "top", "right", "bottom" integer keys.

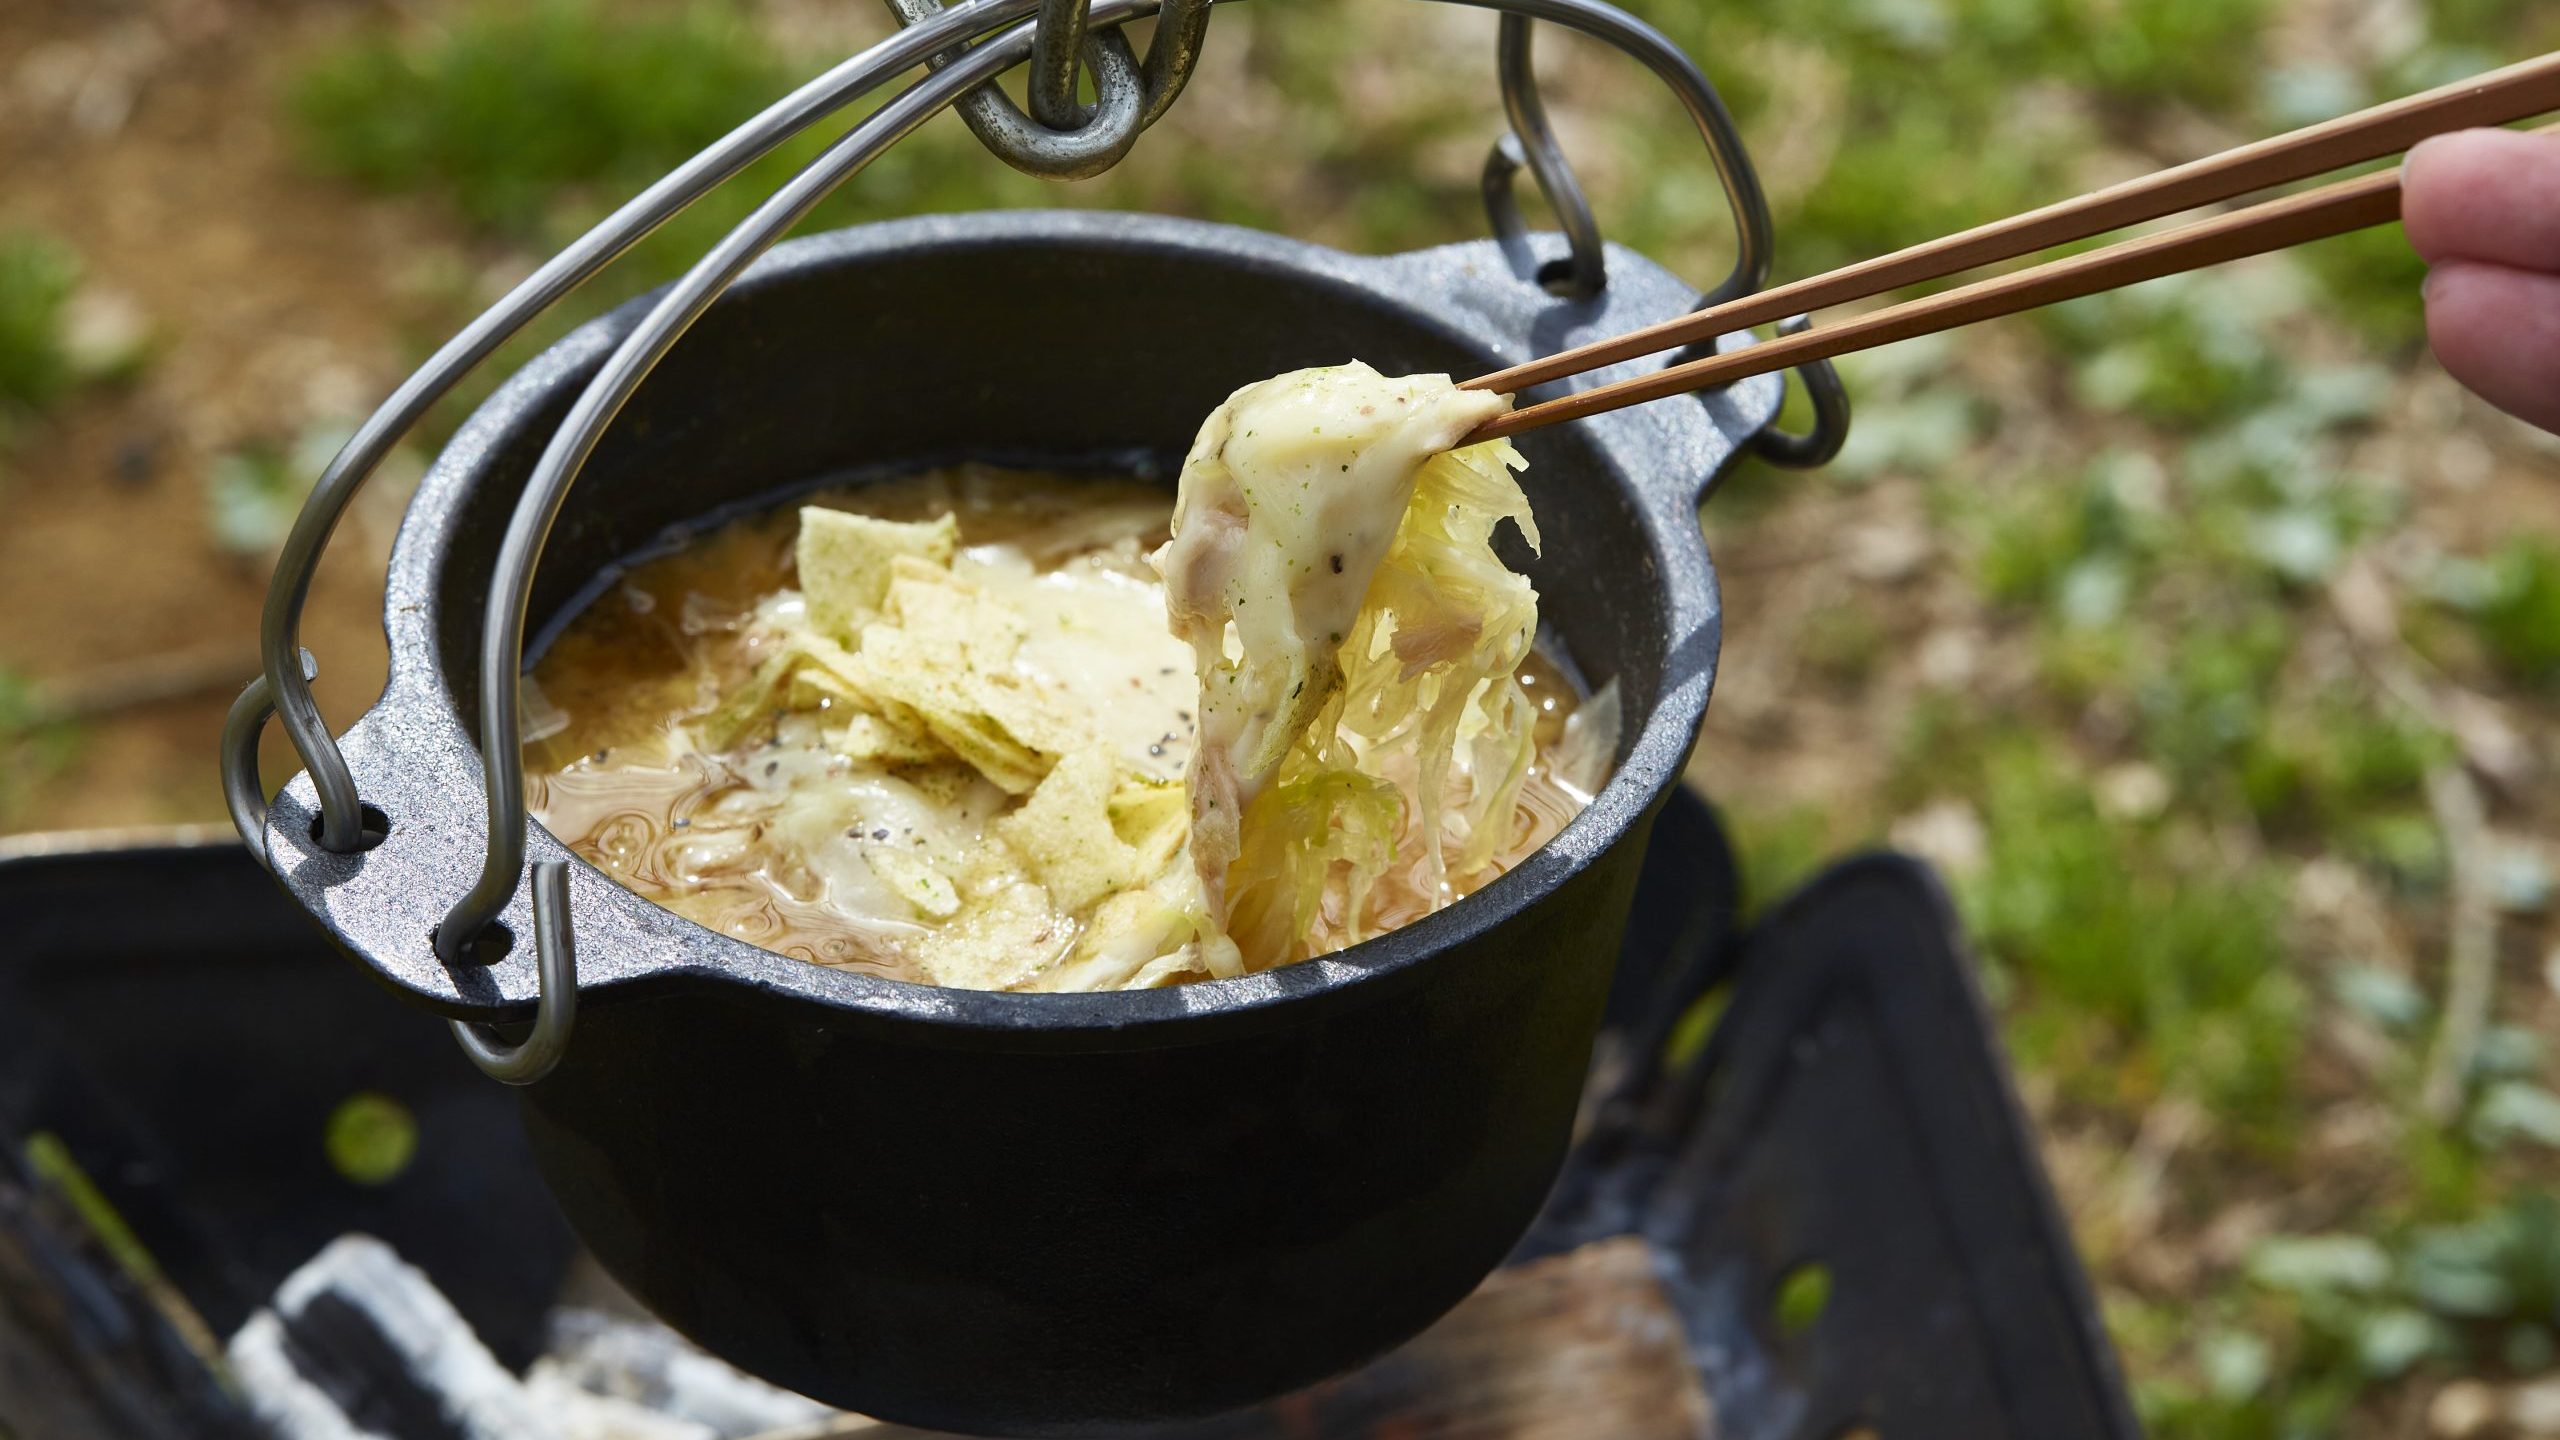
[
  {"left": 525, "top": 390, "right": 1602, "bottom": 992},
  {"left": 1158, "top": 363, "right": 1552, "bottom": 969}
]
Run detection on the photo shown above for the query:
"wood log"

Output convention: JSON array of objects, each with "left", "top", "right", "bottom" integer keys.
[{"left": 758, "top": 1236, "right": 1717, "bottom": 1440}]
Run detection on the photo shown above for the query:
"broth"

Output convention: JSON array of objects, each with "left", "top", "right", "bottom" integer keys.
[{"left": 525, "top": 465, "right": 1607, "bottom": 990}]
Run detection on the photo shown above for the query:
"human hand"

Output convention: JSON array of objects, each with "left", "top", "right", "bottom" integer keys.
[{"left": 2402, "top": 127, "right": 2560, "bottom": 434}]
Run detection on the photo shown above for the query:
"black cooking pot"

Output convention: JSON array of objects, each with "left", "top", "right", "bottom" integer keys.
[{"left": 245, "top": 211, "right": 1781, "bottom": 1433}]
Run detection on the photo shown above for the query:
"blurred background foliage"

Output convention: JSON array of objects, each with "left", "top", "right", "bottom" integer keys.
[{"left": 5, "top": 0, "right": 2560, "bottom": 1433}]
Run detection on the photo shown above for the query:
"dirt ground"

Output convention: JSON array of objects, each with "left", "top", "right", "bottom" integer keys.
[{"left": 0, "top": 0, "right": 450, "bottom": 832}]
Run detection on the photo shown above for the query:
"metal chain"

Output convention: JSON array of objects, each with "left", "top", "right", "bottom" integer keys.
[{"left": 882, "top": 0, "right": 1211, "bottom": 180}]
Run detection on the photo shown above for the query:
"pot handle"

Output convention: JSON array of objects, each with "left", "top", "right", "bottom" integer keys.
[
  {"left": 447, "top": 861, "right": 579, "bottom": 1085},
  {"left": 1475, "top": 3, "right": 1849, "bottom": 474},
  {"left": 1478, "top": 3, "right": 1766, "bottom": 306},
  {"left": 1746, "top": 316, "right": 1852, "bottom": 471}
]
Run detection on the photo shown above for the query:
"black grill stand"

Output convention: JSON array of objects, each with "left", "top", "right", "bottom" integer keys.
[{"left": 0, "top": 790, "right": 2136, "bottom": 1439}]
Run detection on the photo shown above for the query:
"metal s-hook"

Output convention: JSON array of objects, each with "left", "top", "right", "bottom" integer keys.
[
  {"left": 1134, "top": 0, "right": 1214, "bottom": 127},
  {"left": 886, "top": 0, "right": 1147, "bottom": 179},
  {"left": 448, "top": 861, "right": 578, "bottom": 1086},
  {"left": 1025, "top": 0, "right": 1101, "bottom": 130},
  {"left": 884, "top": 0, "right": 1215, "bottom": 181}
]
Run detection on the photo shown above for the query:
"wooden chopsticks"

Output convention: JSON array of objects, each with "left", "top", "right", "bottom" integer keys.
[{"left": 1462, "top": 51, "right": 2560, "bottom": 444}]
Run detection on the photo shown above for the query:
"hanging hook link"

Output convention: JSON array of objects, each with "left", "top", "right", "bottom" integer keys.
[
  {"left": 1024, "top": 0, "right": 1097, "bottom": 131},
  {"left": 883, "top": 0, "right": 1212, "bottom": 180}
]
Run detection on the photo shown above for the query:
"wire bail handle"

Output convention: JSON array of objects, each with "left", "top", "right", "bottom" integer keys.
[{"left": 219, "top": 0, "right": 1822, "bottom": 1088}]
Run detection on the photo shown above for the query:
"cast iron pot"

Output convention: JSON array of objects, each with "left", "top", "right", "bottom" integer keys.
[{"left": 250, "top": 210, "right": 1781, "bottom": 1434}]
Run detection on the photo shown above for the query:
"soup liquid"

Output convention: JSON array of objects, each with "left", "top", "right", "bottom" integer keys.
[{"left": 525, "top": 466, "right": 1601, "bottom": 988}]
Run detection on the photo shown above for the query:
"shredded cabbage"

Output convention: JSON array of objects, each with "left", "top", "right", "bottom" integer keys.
[
  {"left": 1159, "top": 364, "right": 1546, "bottom": 969},
  {"left": 678, "top": 512, "right": 1216, "bottom": 991},
  {"left": 1339, "top": 440, "right": 1541, "bottom": 887}
]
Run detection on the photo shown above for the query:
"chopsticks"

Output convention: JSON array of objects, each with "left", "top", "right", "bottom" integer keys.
[{"left": 1462, "top": 51, "right": 2560, "bottom": 444}]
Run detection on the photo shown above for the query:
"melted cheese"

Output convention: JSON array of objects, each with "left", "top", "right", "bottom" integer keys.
[
  {"left": 956, "top": 544, "right": 1195, "bottom": 783},
  {"left": 1156, "top": 363, "right": 1509, "bottom": 915}
]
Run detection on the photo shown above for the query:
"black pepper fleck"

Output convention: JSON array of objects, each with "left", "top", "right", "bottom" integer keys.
[
  {"left": 1328, "top": 553, "right": 1343, "bottom": 574},
  {"left": 872, "top": 828, "right": 890, "bottom": 840}
]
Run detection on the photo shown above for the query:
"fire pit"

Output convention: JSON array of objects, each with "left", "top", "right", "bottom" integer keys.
[{"left": 0, "top": 792, "right": 2135, "bottom": 1438}]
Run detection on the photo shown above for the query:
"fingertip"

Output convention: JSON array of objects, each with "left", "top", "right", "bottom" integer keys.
[
  {"left": 2400, "top": 127, "right": 2560, "bottom": 268},
  {"left": 2401, "top": 131, "right": 2494, "bottom": 263},
  {"left": 2403, "top": 132, "right": 2456, "bottom": 169},
  {"left": 2423, "top": 259, "right": 2560, "bottom": 435}
]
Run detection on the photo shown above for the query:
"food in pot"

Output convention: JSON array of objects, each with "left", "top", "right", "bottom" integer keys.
[{"left": 525, "top": 364, "right": 1615, "bottom": 990}]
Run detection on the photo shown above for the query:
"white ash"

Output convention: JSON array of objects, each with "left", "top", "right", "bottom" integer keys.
[{"left": 228, "top": 1235, "right": 847, "bottom": 1440}]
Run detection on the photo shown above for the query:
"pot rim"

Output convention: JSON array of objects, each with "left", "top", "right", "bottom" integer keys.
[{"left": 271, "top": 209, "right": 1761, "bottom": 1048}]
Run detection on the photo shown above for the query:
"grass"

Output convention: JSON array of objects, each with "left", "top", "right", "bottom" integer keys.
[
  {"left": 291, "top": 1, "right": 797, "bottom": 237},
  {"left": 1887, "top": 715, "right": 2301, "bottom": 1131},
  {"left": 0, "top": 668, "right": 80, "bottom": 827},
  {"left": 0, "top": 225, "right": 150, "bottom": 479},
  {"left": 2455, "top": 537, "right": 2560, "bottom": 689},
  {"left": 2139, "top": 1192, "right": 2560, "bottom": 1437},
  {"left": 0, "top": 230, "right": 83, "bottom": 437}
]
